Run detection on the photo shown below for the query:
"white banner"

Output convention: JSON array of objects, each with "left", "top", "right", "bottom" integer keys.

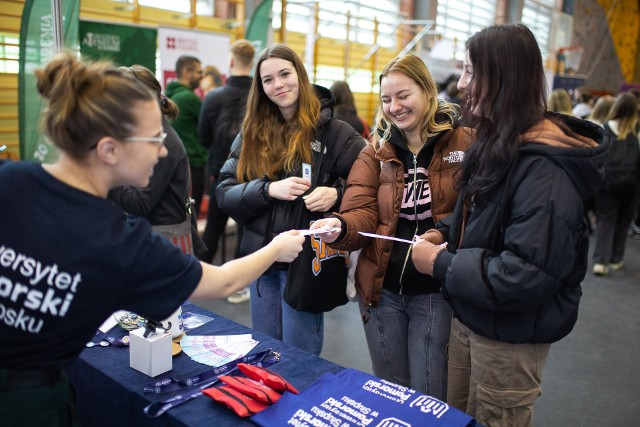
[{"left": 158, "top": 27, "right": 230, "bottom": 89}]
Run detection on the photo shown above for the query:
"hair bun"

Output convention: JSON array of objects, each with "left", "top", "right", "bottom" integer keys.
[{"left": 34, "top": 52, "right": 80, "bottom": 100}]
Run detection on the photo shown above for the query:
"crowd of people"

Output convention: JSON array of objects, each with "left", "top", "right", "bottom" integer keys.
[{"left": 2, "top": 21, "right": 640, "bottom": 427}]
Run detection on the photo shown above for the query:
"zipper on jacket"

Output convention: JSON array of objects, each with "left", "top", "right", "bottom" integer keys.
[{"left": 398, "top": 153, "right": 420, "bottom": 294}]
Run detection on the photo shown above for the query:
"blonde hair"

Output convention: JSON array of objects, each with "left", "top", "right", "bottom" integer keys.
[
  {"left": 231, "top": 39, "right": 255, "bottom": 68},
  {"left": 237, "top": 44, "right": 320, "bottom": 182},
  {"left": 587, "top": 95, "right": 614, "bottom": 125},
  {"left": 35, "top": 52, "right": 155, "bottom": 160},
  {"left": 373, "top": 54, "right": 457, "bottom": 147},
  {"left": 609, "top": 92, "right": 639, "bottom": 140},
  {"left": 547, "top": 89, "right": 573, "bottom": 115}
]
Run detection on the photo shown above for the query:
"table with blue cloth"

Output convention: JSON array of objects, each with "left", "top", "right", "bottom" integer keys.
[{"left": 64, "top": 302, "right": 343, "bottom": 427}]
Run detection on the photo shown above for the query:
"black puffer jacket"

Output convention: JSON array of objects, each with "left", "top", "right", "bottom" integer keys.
[
  {"left": 216, "top": 85, "right": 366, "bottom": 258},
  {"left": 433, "top": 115, "right": 611, "bottom": 344},
  {"left": 198, "top": 76, "right": 253, "bottom": 177}
]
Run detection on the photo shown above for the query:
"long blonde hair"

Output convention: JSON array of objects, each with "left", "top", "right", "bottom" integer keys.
[
  {"left": 372, "top": 54, "right": 457, "bottom": 147},
  {"left": 237, "top": 44, "right": 320, "bottom": 182},
  {"left": 547, "top": 89, "right": 573, "bottom": 115},
  {"left": 608, "top": 92, "right": 639, "bottom": 140}
]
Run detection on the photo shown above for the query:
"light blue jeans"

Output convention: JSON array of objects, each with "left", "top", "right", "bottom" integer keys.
[
  {"left": 358, "top": 288, "right": 452, "bottom": 400},
  {"left": 249, "top": 269, "right": 324, "bottom": 355}
]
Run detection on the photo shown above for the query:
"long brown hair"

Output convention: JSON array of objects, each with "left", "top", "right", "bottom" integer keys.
[
  {"left": 237, "top": 44, "right": 320, "bottom": 182},
  {"left": 458, "top": 24, "right": 547, "bottom": 204},
  {"left": 372, "top": 54, "right": 458, "bottom": 148}
]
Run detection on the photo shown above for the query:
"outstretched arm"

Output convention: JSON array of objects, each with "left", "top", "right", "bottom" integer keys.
[{"left": 189, "top": 230, "right": 304, "bottom": 299}]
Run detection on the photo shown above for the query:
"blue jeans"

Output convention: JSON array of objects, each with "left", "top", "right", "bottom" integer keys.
[
  {"left": 358, "top": 288, "right": 451, "bottom": 400},
  {"left": 249, "top": 269, "right": 324, "bottom": 355}
]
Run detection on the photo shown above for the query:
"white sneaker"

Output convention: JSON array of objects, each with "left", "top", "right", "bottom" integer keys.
[
  {"left": 227, "top": 288, "right": 250, "bottom": 304},
  {"left": 609, "top": 261, "right": 624, "bottom": 271},
  {"left": 593, "top": 264, "right": 609, "bottom": 276}
]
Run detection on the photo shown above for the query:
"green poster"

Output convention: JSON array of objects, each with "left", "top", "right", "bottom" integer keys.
[
  {"left": 79, "top": 21, "right": 157, "bottom": 72},
  {"left": 245, "top": 0, "right": 273, "bottom": 54},
  {"left": 18, "top": 0, "right": 79, "bottom": 162},
  {"left": 18, "top": 0, "right": 80, "bottom": 162}
]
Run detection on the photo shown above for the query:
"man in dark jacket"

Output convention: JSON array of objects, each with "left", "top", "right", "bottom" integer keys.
[
  {"left": 197, "top": 40, "right": 255, "bottom": 303},
  {"left": 166, "top": 55, "right": 207, "bottom": 217}
]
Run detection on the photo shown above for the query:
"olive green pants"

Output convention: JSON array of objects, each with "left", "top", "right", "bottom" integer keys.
[{"left": 447, "top": 318, "right": 550, "bottom": 427}]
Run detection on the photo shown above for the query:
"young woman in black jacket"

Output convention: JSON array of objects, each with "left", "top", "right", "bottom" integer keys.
[
  {"left": 411, "top": 24, "right": 610, "bottom": 426},
  {"left": 216, "top": 45, "right": 365, "bottom": 355}
]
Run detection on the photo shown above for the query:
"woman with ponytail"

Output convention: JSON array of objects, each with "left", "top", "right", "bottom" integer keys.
[
  {"left": 0, "top": 53, "right": 304, "bottom": 425},
  {"left": 109, "top": 65, "right": 205, "bottom": 256}
]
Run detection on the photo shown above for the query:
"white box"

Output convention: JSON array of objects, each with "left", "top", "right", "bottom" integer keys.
[{"left": 129, "top": 327, "right": 172, "bottom": 377}]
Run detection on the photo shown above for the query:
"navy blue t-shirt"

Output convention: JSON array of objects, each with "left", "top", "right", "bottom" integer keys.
[{"left": 0, "top": 161, "right": 202, "bottom": 369}]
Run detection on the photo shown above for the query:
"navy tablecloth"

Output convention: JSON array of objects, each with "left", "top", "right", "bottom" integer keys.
[{"left": 65, "top": 302, "right": 344, "bottom": 426}]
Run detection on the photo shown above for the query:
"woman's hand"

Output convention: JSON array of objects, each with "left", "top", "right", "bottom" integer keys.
[
  {"left": 411, "top": 240, "right": 447, "bottom": 276},
  {"left": 268, "top": 177, "right": 311, "bottom": 201},
  {"left": 309, "top": 217, "right": 342, "bottom": 243},
  {"left": 304, "top": 186, "right": 338, "bottom": 212},
  {"left": 271, "top": 230, "right": 305, "bottom": 262}
]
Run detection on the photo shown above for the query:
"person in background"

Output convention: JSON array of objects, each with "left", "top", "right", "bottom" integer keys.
[
  {"left": 216, "top": 44, "right": 365, "bottom": 355},
  {"left": 410, "top": 24, "right": 608, "bottom": 426},
  {"left": 572, "top": 87, "right": 595, "bottom": 118},
  {"left": 547, "top": 88, "right": 574, "bottom": 115},
  {"left": 330, "top": 80, "right": 370, "bottom": 139},
  {"left": 166, "top": 55, "right": 208, "bottom": 217},
  {"left": 198, "top": 39, "right": 256, "bottom": 304},
  {"left": 583, "top": 94, "right": 616, "bottom": 234},
  {"left": 444, "top": 79, "right": 463, "bottom": 106},
  {"left": 198, "top": 65, "right": 223, "bottom": 98},
  {"left": 629, "top": 89, "right": 640, "bottom": 239},
  {"left": 0, "top": 52, "right": 304, "bottom": 426},
  {"left": 311, "top": 54, "right": 471, "bottom": 400},
  {"left": 592, "top": 92, "right": 640, "bottom": 275},
  {"left": 109, "top": 65, "right": 205, "bottom": 256},
  {"left": 587, "top": 95, "right": 615, "bottom": 126}
]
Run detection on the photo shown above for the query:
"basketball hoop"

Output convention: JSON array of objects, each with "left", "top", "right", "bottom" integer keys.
[{"left": 556, "top": 45, "right": 584, "bottom": 75}]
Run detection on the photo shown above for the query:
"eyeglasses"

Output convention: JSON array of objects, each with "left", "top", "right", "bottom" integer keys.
[
  {"left": 88, "top": 132, "right": 167, "bottom": 151},
  {"left": 125, "top": 132, "right": 167, "bottom": 146},
  {"left": 125, "top": 132, "right": 167, "bottom": 147}
]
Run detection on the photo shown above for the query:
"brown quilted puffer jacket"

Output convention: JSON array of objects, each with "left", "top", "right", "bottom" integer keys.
[{"left": 330, "top": 126, "right": 472, "bottom": 311}]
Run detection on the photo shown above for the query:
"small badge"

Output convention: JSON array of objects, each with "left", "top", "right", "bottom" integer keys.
[{"left": 302, "top": 163, "right": 312, "bottom": 182}]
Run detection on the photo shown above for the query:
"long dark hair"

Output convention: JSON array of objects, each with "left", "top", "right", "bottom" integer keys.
[{"left": 459, "top": 24, "right": 547, "bottom": 205}]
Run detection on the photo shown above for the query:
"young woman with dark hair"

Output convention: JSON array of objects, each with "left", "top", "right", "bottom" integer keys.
[
  {"left": 330, "top": 80, "right": 370, "bottom": 138},
  {"left": 109, "top": 65, "right": 205, "bottom": 255},
  {"left": 411, "top": 24, "right": 610, "bottom": 426},
  {"left": 216, "top": 44, "right": 365, "bottom": 355}
]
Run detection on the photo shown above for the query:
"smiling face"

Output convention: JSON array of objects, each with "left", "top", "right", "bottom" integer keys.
[
  {"left": 116, "top": 99, "right": 167, "bottom": 188},
  {"left": 380, "top": 71, "right": 429, "bottom": 137},
  {"left": 260, "top": 57, "right": 300, "bottom": 122}
]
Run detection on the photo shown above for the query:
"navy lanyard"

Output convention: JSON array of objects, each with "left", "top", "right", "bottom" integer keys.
[{"left": 143, "top": 349, "right": 280, "bottom": 418}]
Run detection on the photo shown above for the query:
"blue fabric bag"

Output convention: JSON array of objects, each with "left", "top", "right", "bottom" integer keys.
[{"left": 252, "top": 368, "right": 476, "bottom": 427}]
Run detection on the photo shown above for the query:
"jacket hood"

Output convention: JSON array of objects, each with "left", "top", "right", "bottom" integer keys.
[
  {"left": 164, "top": 81, "right": 190, "bottom": 98},
  {"left": 314, "top": 84, "right": 335, "bottom": 127},
  {"left": 519, "top": 113, "right": 611, "bottom": 200},
  {"left": 376, "top": 111, "right": 458, "bottom": 159}
]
